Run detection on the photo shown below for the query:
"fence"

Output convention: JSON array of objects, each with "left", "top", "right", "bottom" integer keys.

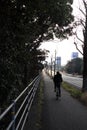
[{"left": 0, "top": 74, "right": 41, "bottom": 130}]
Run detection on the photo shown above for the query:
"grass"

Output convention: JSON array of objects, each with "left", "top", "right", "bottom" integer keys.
[
  {"left": 62, "top": 82, "right": 82, "bottom": 98},
  {"left": 62, "top": 82, "right": 87, "bottom": 106}
]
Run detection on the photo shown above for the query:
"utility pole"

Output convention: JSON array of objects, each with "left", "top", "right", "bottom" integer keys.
[
  {"left": 54, "top": 50, "right": 56, "bottom": 76},
  {"left": 51, "top": 57, "right": 52, "bottom": 77}
]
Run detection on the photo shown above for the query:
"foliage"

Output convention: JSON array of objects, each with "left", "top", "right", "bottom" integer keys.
[
  {"left": 0, "top": 0, "right": 74, "bottom": 107},
  {"left": 65, "top": 58, "right": 83, "bottom": 75}
]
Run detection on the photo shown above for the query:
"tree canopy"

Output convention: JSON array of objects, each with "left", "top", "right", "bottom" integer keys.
[
  {"left": 0, "top": 0, "right": 74, "bottom": 107},
  {"left": 65, "top": 58, "right": 83, "bottom": 75}
]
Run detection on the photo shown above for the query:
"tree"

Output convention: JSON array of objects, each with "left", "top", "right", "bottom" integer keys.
[
  {"left": 72, "top": 0, "right": 87, "bottom": 91},
  {"left": 82, "top": 1, "right": 87, "bottom": 91},
  {"left": 65, "top": 58, "right": 83, "bottom": 75},
  {"left": 0, "top": 0, "right": 74, "bottom": 107}
]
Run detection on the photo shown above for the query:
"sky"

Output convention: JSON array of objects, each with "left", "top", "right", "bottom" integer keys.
[{"left": 39, "top": 0, "right": 84, "bottom": 65}]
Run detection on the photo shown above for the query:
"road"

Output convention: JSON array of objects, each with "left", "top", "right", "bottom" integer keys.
[
  {"left": 62, "top": 74, "right": 83, "bottom": 89},
  {"left": 47, "top": 70, "right": 83, "bottom": 89},
  {"left": 41, "top": 71, "right": 87, "bottom": 130}
]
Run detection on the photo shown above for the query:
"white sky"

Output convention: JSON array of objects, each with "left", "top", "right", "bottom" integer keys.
[
  {"left": 40, "top": 37, "right": 82, "bottom": 65},
  {"left": 39, "top": 0, "right": 84, "bottom": 65}
]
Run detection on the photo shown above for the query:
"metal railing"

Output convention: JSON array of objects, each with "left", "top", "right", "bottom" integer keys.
[{"left": 0, "top": 74, "right": 41, "bottom": 130}]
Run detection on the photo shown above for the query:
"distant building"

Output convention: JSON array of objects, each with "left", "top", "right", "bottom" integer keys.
[
  {"left": 56, "top": 57, "right": 61, "bottom": 70},
  {"left": 71, "top": 52, "right": 78, "bottom": 59}
]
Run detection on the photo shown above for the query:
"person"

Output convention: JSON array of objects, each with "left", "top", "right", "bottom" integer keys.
[{"left": 53, "top": 71, "right": 63, "bottom": 97}]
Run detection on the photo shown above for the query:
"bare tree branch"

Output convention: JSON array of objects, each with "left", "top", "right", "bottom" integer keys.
[
  {"left": 75, "top": 32, "right": 84, "bottom": 44},
  {"left": 80, "top": 19, "right": 85, "bottom": 28},
  {"left": 74, "top": 41, "right": 83, "bottom": 55},
  {"left": 79, "top": 7, "right": 86, "bottom": 17},
  {"left": 83, "top": 0, "right": 87, "bottom": 9}
]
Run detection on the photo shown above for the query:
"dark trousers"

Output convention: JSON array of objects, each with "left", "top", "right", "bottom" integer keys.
[{"left": 54, "top": 83, "right": 61, "bottom": 96}]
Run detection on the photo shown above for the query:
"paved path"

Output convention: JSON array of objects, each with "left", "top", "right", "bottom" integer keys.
[{"left": 41, "top": 71, "right": 87, "bottom": 130}]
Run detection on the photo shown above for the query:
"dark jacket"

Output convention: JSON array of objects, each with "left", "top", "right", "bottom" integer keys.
[{"left": 53, "top": 72, "right": 63, "bottom": 86}]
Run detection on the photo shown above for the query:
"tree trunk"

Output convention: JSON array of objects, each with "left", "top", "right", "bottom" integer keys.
[
  {"left": 82, "top": 7, "right": 87, "bottom": 91},
  {"left": 83, "top": 42, "right": 87, "bottom": 91}
]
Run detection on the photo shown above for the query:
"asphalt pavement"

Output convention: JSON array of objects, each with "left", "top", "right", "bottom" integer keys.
[{"left": 41, "top": 70, "right": 87, "bottom": 130}]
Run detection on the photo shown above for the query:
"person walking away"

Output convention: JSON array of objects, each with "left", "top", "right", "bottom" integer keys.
[{"left": 53, "top": 71, "right": 63, "bottom": 97}]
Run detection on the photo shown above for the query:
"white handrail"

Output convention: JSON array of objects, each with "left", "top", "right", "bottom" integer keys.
[{"left": 0, "top": 74, "right": 41, "bottom": 130}]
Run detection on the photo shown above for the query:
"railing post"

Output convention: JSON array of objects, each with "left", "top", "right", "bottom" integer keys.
[{"left": 12, "top": 100, "right": 16, "bottom": 130}]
